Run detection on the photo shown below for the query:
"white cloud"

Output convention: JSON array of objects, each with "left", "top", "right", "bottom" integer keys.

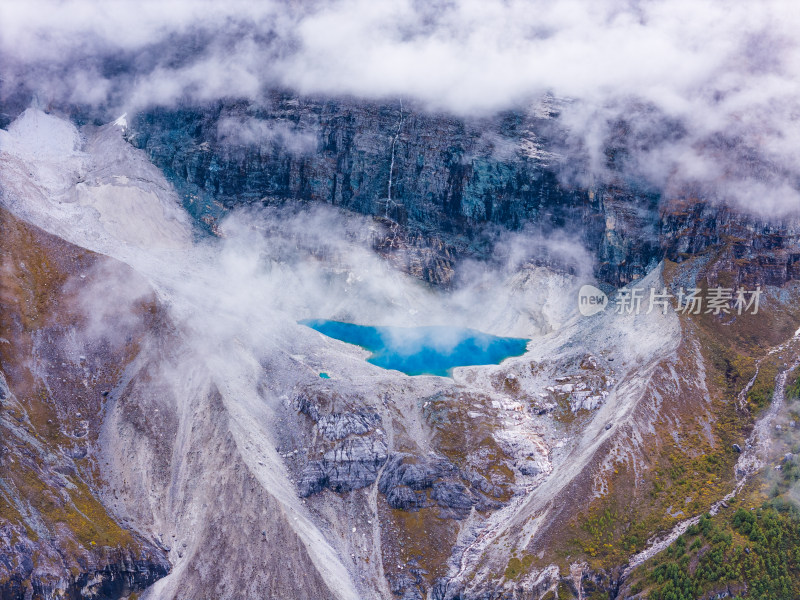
[
  {"left": 1, "top": 0, "right": 799, "bottom": 216},
  {"left": 217, "top": 117, "right": 318, "bottom": 154}
]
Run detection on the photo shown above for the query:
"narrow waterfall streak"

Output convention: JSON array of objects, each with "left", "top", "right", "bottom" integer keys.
[{"left": 384, "top": 99, "right": 403, "bottom": 219}]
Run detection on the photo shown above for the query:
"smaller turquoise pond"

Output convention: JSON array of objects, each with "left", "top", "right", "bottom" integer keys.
[{"left": 300, "top": 319, "right": 529, "bottom": 377}]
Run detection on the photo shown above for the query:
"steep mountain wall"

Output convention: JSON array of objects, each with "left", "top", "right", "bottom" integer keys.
[{"left": 125, "top": 94, "right": 662, "bottom": 287}]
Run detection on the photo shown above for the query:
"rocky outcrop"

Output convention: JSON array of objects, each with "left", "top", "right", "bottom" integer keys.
[
  {"left": 385, "top": 485, "right": 425, "bottom": 511},
  {"left": 294, "top": 393, "right": 389, "bottom": 496},
  {"left": 0, "top": 534, "right": 169, "bottom": 600},
  {"left": 378, "top": 453, "right": 450, "bottom": 494},
  {"left": 7, "top": 96, "right": 796, "bottom": 291},
  {"left": 317, "top": 411, "right": 381, "bottom": 441},
  {"left": 430, "top": 481, "right": 474, "bottom": 512},
  {"left": 377, "top": 453, "right": 485, "bottom": 518},
  {"left": 299, "top": 436, "right": 388, "bottom": 496},
  {"left": 378, "top": 453, "right": 446, "bottom": 510}
]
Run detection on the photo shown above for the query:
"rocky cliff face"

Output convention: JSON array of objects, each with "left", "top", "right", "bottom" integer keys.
[
  {"left": 125, "top": 94, "right": 664, "bottom": 287},
  {"left": 660, "top": 197, "right": 800, "bottom": 287},
  {"left": 125, "top": 94, "right": 800, "bottom": 293}
]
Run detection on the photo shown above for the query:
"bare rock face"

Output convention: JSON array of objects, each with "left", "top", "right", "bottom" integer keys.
[
  {"left": 294, "top": 395, "right": 388, "bottom": 496},
  {"left": 385, "top": 485, "right": 424, "bottom": 511},
  {"left": 379, "top": 453, "right": 446, "bottom": 494},
  {"left": 378, "top": 453, "right": 476, "bottom": 516},
  {"left": 661, "top": 197, "right": 800, "bottom": 287},
  {"left": 323, "top": 437, "right": 389, "bottom": 491},
  {"left": 430, "top": 481, "right": 474, "bottom": 512},
  {"left": 317, "top": 411, "right": 382, "bottom": 441},
  {"left": 124, "top": 94, "right": 663, "bottom": 287},
  {"left": 299, "top": 437, "right": 388, "bottom": 496},
  {"left": 123, "top": 93, "right": 800, "bottom": 295},
  {"left": 0, "top": 533, "right": 168, "bottom": 600}
]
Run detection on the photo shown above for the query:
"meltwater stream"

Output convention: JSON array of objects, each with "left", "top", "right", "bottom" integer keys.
[{"left": 300, "top": 319, "right": 529, "bottom": 376}]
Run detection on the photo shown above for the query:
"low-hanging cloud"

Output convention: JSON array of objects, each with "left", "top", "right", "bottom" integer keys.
[
  {"left": 217, "top": 117, "right": 318, "bottom": 154},
  {"left": 1, "top": 0, "right": 800, "bottom": 217}
]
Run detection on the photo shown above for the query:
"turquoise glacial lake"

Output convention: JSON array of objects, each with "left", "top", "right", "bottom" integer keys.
[{"left": 300, "top": 319, "right": 529, "bottom": 377}]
